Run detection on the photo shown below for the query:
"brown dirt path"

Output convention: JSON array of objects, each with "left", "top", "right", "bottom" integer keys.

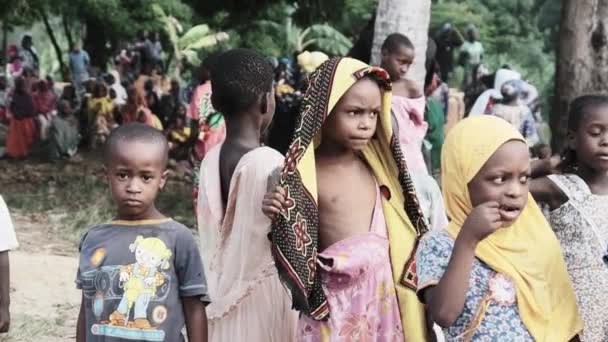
[{"left": 0, "top": 213, "right": 79, "bottom": 342}]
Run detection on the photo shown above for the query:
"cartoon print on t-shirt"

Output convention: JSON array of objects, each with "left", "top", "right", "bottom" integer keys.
[{"left": 81, "top": 235, "right": 173, "bottom": 341}]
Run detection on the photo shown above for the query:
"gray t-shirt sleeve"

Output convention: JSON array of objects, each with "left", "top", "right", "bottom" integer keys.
[
  {"left": 75, "top": 269, "right": 82, "bottom": 289},
  {"left": 75, "top": 231, "right": 89, "bottom": 290},
  {"left": 175, "top": 227, "right": 211, "bottom": 303}
]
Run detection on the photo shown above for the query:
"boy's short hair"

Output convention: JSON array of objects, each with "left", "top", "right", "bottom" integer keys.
[
  {"left": 211, "top": 48, "right": 274, "bottom": 117},
  {"left": 381, "top": 33, "right": 414, "bottom": 54},
  {"left": 104, "top": 123, "right": 169, "bottom": 167}
]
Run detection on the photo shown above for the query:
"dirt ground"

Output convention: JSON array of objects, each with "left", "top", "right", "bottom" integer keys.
[{"left": 1, "top": 213, "right": 80, "bottom": 342}]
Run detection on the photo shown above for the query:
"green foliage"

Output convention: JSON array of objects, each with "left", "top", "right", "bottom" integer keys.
[
  {"left": 245, "top": 3, "right": 352, "bottom": 57},
  {"left": 152, "top": 3, "right": 228, "bottom": 78},
  {"left": 73, "top": 0, "right": 192, "bottom": 38},
  {"left": 187, "top": 1, "right": 358, "bottom": 58},
  {"left": 0, "top": 0, "right": 199, "bottom": 73},
  {"left": 241, "top": 30, "right": 284, "bottom": 57},
  {"left": 430, "top": 2, "right": 485, "bottom": 33},
  {"left": 431, "top": 0, "right": 561, "bottom": 112},
  {"left": 341, "top": 0, "right": 377, "bottom": 29},
  {"left": 305, "top": 24, "right": 353, "bottom": 55},
  {"left": 9, "top": 0, "right": 194, "bottom": 48}
]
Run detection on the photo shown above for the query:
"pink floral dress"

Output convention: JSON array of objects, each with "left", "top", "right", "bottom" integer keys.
[
  {"left": 391, "top": 95, "right": 429, "bottom": 175},
  {"left": 298, "top": 187, "right": 404, "bottom": 342}
]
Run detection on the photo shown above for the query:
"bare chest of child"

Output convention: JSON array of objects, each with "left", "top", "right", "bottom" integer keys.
[{"left": 316, "top": 157, "right": 378, "bottom": 251}]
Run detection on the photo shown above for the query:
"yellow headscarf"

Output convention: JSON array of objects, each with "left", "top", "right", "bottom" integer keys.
[
  {"left": 297, "top": 51, "right": 329, "bottom": 73},
  {"left": 441, "top": 116, "right": 582, "bottom": 341},
  {"left": 272, "top": 57, "right": 429, "bottom": 341}
]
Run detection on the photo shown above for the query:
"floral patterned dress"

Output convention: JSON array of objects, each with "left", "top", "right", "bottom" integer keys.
[
  {"left": 416, "top": 230, "right": 533, "bottom": 341},
  {"left": 547, "top": 174, "right": 608, "bottom": 341},
  {"left": 188, "top": 81, "right": 226, "bottom": 212},
  {"left": 298, "top": 187, "right": 404, "bottom": 342}
]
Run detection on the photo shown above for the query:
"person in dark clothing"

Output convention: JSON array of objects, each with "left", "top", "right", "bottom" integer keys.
[
  {"left": 158, "top": 78, "right": 184, "bottom": 127},
  {"left": 347, "top": 15, "right": 376, "bottom": 63},
  {"left": 434, "top": 23, "right": 463, "bottom": 83}
]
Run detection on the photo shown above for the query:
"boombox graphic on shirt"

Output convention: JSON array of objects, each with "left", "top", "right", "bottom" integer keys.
[{"left": 80, "top": 236, "right": 173, "bottom": 341}]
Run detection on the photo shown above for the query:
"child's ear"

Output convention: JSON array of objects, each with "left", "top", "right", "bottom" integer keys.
[
  {"left": 159, "top": 170, "right": 169, "bottom": 190},
  {"left": 260, "top": 92, "right": 270, "bottom": 115},
  {"left": 381, "top": 48, "right": 390, "bottom": 61}
]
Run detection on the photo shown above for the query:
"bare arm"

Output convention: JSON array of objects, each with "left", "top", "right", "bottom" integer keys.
[
  {"left": 424, "top": 202, "right": 503, "bottom": 327},
  {"left": 0, "top": 251, "right": 10, "bottom": 333},
  {"left": 76, "top": 295, "right": 85, "bottom": 342},
  {"left": 405, "top": 79, "right": 423, "bottom": 99},
  {"left": 530, "top": 177, "right": 567, "bottom": 211},
  {"left": 531, "top": 155, "right": 561, "bottom": 178},
  {"left": 183, "top": 296, "right": 208, "bottom": 342},
  {"left": 424, "top": 233, "right": 477, "bottom": 327}
]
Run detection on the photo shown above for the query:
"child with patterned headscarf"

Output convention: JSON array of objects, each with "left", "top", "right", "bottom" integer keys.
[{"left": 263, "top": 57, "right": 432, "bottom": 341}]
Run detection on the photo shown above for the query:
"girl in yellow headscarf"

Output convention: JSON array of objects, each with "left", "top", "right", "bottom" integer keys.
[{"left": 416, "top": 115, "right": 582, "bottom": 341}]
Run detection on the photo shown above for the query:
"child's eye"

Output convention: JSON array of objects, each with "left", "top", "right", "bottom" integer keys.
[
  {"left": 589, "top": 130, "right": 602, "bottom": 137},
  {"left": 520, "top": 175, "right": 530, "bottom": 184},
  {"left": 116, "top": 172, "right": 128, "bottom": 180},
  {"left": 492, "top": 177, "right": 505, "bottom": 184},
  {"left": 370, "top": 111, "right": 379, "bottom": 118},
  {"left": 142, "top": 175, "right": 153, "bottom": 182}
]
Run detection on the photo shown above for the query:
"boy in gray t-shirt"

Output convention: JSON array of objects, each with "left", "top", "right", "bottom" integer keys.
[{"left": 76, "top": 123, "right": 209, "bottom": 342}]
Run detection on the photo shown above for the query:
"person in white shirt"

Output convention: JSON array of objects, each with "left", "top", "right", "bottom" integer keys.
[
  {"left": 460, "top": 25, "right": 484, "bottom": 87},
  {"left": 0, "top": 195, "right": 18, "bottom": 333}
]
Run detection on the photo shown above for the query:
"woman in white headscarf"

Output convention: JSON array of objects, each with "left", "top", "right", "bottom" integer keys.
[
  {"left": 107, "top": 70, "right": 127, "bottom": 107},
  {"left": 469, "top": 68, "right": 520, "bottom": 116}
]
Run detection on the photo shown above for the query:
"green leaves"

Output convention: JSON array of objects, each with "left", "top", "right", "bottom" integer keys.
[
  {"left": 181, "top": 49, "right": 201, "bottom": 66},
  {"left": 430, "top": 2, "right": 485, "bottom": 32},
  {"left": 152, "top": 3, "right": 228, "bottom": 78},
  {"left": 251, "top": 19, "right": 352, "bottom": 56},
  {"left": 178, "top": 25, "right": 211, "bottom": 49},
  {"left": 304, "top": 24, "right": 353, "bottom": 55}
]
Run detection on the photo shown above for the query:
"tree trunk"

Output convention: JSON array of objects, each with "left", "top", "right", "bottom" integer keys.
[
  {"left": 63, "top": 14, "right": 74, "bottom": 51},
  {"left": 84, "top": 17, "right": 110, "bottom": 72},
  {"left": 553, "top": 0, "right": 608, "bottom": 151},
  {"left": 1, "top": 21, "right": 7, "bottom": 67},
  {"left": 370, "top": 0, "right": 431, "bottom": 85},
  {"left": 39, "top": 7, "right": 68, "bottom": 79}
]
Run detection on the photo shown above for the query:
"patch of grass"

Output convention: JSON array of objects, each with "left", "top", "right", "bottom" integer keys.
[
  {"left": 4, "top": 173, "right": 197, "bottom": 247},
  {"left": 2, "top": 314, "right": 64, "bottom": 341},
  {"left": 156, "top": 181, "right": 196, "bottom": 227}
]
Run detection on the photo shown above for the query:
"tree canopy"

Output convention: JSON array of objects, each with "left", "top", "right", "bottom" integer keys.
[{"left": 2, "top": 0, "right": 562, "bottom": 98}]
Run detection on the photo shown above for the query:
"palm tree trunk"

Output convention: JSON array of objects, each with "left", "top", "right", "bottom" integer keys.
[
  {"left": 370, "top": 0, "right": 432, "bottom": 85},
  {"left": 63, "top": 14, "right": 74, "bottom": 51},
  {"left": 39, "top": 7, "right": 68, "bottom": 78},
  {"left": 553, "top": 0, "right": 608, "bottom": 151},
  {"left": 1, "top": 21, "right": 7, "bottom": 67}
]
